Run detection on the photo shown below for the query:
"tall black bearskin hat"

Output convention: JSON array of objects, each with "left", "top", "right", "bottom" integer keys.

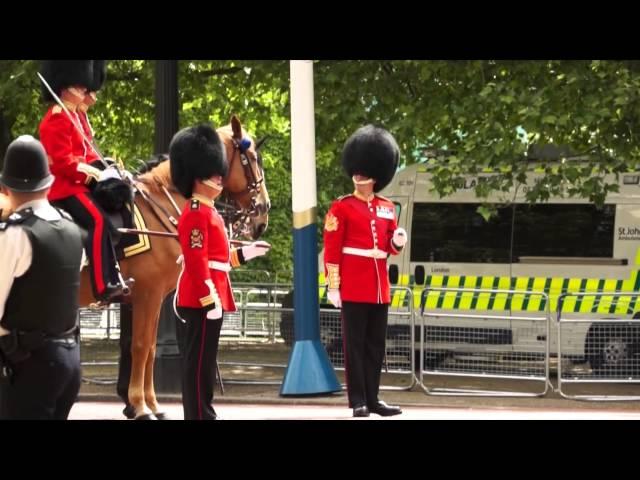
[
  {"left": 169, "top": 124, "right": 228, "bottom": 199},
  {"left": 89, "top": 60, "right": 107, "bottom": 92},
  {"left": 39, "top": 60, "right": 94, "bottom": 102},
  {"left": 341, "top": 125, "right": 400, "bottom": 193}
]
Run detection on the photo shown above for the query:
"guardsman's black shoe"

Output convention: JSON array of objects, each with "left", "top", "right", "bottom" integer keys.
[
  {"left": 352, "top": 404, "right": 370, "bottom": 417},
  {"left": 368, "top": 401, "right": 402, "bottom": 417},
  {"left": 100, "top": 282, "right": 125, "bottom": 302}
]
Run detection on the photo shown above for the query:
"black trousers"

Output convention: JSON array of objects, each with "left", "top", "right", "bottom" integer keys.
[
  {"left": 117, "top": 303, "right": 133, "bottom": 406},
  {"left": 0, "top": 339, "right": 81, "bottom": 420},
  {"left": 341, "top": 302, "right": 388, "bottom": 408},
  {"left": 176, "top": 307, "right": 222, "bottom": 420},
  {"left": 53, "top": 193, "right": 118, "bottom": 299}
]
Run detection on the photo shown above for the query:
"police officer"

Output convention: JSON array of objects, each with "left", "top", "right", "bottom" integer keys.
[
  {"left": 323, "top": 125, "right": 407, "bottom": 418},
  {"left": 0, "top": 136, "right": 84, "bottom": 420},
  {"left": 38, "top": 60, "right": 124, "bottom": 302},
  {"left": 170, "top": 124, "right": 270, "bottom": 420}
]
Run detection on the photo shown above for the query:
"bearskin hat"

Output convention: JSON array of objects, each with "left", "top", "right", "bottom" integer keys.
[
  {"left": 169, "top": 124, "right": 228, "bottom": 199},
  {"left": 39, "top": 60, "right": 94, "bottom": 103},
  {"left": 90, "top": 60, "right": 107, "bottom": 92},
  {"left": 341, "top": 125, "right": 400, "bottom": 193}
]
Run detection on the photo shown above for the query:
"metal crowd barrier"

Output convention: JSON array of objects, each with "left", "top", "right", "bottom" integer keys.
[
  {"left": 557, "top": 291, "right": 640, "bottom": 401},
  {"left": 418, "top": 287, "right": 551, "bottom": 397}
]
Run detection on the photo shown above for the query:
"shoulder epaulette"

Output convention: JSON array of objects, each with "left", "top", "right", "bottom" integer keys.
[
  {"left": 0, "top": 208, "right": 32, "bottom": 231},
  {"left": 337, "top": 194, "right": 354, "bottom": 202}
]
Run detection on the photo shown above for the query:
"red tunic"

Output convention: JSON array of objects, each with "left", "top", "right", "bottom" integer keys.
[
  {"left": 39, "top": 105, "right": 100, "bottom": 201},
  {"left": 323, "top": 193, "right": 402, "bottom": 304},
  {"left": 175, "top": 195, "right": 237, "bottom": 312}
]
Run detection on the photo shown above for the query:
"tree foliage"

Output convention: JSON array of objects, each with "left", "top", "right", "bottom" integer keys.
[{"left": 2, "top": 60, "right": 640, "bottom": 273}]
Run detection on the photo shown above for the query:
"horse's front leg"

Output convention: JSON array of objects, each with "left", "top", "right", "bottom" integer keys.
[
  {"left": 143, "top": 297, "right": 167, "bottom": 419},
  {"left": 128, "top": 304, "right": 156, "bottom": 420}
]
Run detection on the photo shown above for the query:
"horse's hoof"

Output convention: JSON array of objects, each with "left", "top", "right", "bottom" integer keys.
[
  {"left": 134, "top": 413, "right": 158, "bottom": 420},
  {"left": 122, "top": 405, "right": 136, "bottom": 419},
  {"left": 154, "top": 412, "right": 169, "bottom": 420}
]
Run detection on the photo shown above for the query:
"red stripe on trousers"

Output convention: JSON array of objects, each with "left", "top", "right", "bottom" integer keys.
[{"left": 76, "top": 193, "right": 106, "bottom": 293}]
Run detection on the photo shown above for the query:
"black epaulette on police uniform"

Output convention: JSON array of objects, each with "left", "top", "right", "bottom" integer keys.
[
  {"left": 190, "top": 198, "right": 200, "bottom": 210},
  {"left": 0, "top": 208, "right": 33, "bottom": 231}
]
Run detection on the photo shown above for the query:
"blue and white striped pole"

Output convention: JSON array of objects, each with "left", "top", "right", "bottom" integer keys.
[{"left": 280, "top": 60, "right": 341, "bottom": 395}]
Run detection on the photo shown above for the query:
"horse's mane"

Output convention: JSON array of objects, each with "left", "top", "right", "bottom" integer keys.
[{"left": 135, "top": 154, "right": 173, "bottom": 193}]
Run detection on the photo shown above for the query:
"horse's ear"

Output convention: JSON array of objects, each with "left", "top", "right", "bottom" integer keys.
[
  {"left": 231, "top": 115, "right": 242, "bottom": 139},
  {"left": 255, "top": 136, "right": 269, "bottom": 151}
]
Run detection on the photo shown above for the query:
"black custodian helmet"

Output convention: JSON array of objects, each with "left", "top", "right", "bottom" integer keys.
[{"left": 0, "top": 135, "right": 54, "bottom": 192}]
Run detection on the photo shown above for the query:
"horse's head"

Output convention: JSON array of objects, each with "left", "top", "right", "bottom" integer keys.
[{"left": 217, "top": 115, "right": 271, "bottom": 240}]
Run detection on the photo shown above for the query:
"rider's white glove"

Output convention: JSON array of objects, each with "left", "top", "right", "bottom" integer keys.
[
  {"left": 327, "top": 289, "right": 342, "bottom": 308},
  {"left": 242, "top": 241, "right": 271, "bottom": 261},
  {"left": 206, "top": 305, "right": 223, "bottom": 320},
  {"left": 98, "top": 166, "right": 121, "bottom": 182},
  {"left": 392, "top": 227, "right": 408, "bottom": 248}
]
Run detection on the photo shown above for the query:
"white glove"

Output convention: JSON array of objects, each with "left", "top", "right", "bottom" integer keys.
[
  {"left": 206, "top": 305, "right": 223, "bottom": 320},
  {"left": 98, "top": 166, "right": 121, "bottom": 182},
  {"left": 392, "top": 227, "right": 408, "bottom": 248},
  {"left": 242, "top": 241, "right": 271, "bottom": 261},
  {"left": 327, "top": 289, "right": 342, "bottom": 308}
]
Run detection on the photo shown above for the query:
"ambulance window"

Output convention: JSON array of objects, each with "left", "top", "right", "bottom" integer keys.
[
  {"left": 410, "top": 203, "right": 512, "bottom": 263},
  {"left": 513, "top": 204, "right": 615, "bottom": 258}
]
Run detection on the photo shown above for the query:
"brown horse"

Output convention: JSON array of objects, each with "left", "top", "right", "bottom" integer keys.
[{"left": 76, "top": 116, "right": 269, "bottom": 419}]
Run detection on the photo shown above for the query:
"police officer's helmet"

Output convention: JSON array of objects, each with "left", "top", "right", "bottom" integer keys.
[
  {"left": 341, "top": 125, "right": 400, "bottom": 193},
  {"left": 0, "top": 135, "right": 54, "bottom": 192},
  {"left": 169, "top": 124, "right": 228, "bottom": 199}
]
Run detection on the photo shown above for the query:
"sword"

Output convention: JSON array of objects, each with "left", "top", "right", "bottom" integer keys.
[{"left": 117, "top": 228, "right": 253, "bottom": 246}]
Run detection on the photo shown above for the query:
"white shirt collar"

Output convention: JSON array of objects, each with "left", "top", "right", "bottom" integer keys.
[{"left": 15, "top": 198, "right": 61, "bottom": 221}]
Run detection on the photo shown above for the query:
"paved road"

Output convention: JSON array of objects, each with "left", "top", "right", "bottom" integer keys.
[{"left": 67, "top": 401, "right": 640, "bottom": 420}]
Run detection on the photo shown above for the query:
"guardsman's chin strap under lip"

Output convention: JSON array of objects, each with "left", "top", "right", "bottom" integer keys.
[
  {"left": 202, "top": 179, "right": 223, "bottom": 192},
  {"left": 352, "top": 175, "right": 375, "bottom": 185}
]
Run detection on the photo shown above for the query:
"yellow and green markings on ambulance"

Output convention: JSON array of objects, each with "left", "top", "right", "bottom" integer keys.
[
  {"left": 390, "top": 272, "right": 639, "bottom": 314},
  {"left": 318, "top": 270, "right": 640, "bottom": 314}
]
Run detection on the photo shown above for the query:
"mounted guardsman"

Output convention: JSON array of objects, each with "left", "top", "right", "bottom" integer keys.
[{"left": 38, "top": 60, "right": 128, "bottom": 302}]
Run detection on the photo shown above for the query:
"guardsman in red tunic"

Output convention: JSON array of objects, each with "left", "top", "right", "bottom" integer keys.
[
  {"left": 323, "top": 125, "right": 408, "bottom": 418},
  {"left": 38, "top": 60, "right": 124, "bottom": 302},
  {"left": 170, "top": 124, "right": 270, "bottom": 420}
]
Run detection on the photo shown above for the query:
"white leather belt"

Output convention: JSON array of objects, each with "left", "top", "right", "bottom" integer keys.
[
  {"left": 208, "top": 260, "right": 232, "bottom": 272},
  {"left": 342, "top": 247, "right": 388, "bottom": 259}
]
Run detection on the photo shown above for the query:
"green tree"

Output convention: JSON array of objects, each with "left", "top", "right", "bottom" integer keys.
[{"left": 4, "top": 60, "right": 640, "bottom": 274}]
